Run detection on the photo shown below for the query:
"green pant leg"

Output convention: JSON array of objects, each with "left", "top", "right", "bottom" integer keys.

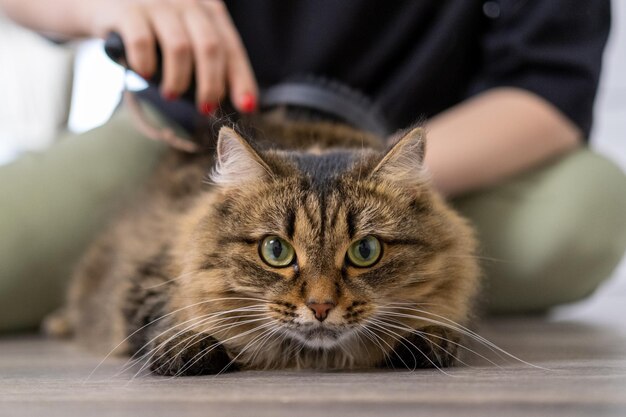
[
  {"left": 0, "top": 107, "right": 166, "bottom": 333},
  {"left": 454, "top": 149, "right": 626, "bottom": 314}
]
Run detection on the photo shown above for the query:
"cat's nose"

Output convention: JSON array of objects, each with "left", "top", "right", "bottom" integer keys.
[{"left": 307, "top": 302, "right": 335, "bottom": 322}]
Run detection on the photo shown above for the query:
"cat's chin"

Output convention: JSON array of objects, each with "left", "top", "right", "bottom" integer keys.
[{"left": 287, "top": 325, "right": 351, "bottom": 349}]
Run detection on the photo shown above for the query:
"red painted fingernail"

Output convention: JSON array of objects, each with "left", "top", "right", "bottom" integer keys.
[
  {"left": 200, "top": 102, "right": 217, "bottom": 115},
  {"left": 140, "top": 72, "right": 153, "bottom": 80},
  {"left": 240, "top": 93, "right": 257, "bottom": 113},
  {"left": 163, "top": 91, "right": 179, "bottom": 101}
]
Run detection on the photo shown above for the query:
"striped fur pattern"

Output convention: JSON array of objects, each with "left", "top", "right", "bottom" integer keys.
[{"left": 46, "top": 116, "right": 480, "bottom": 375}]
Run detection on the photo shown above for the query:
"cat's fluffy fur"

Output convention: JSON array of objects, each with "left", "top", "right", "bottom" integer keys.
[{"left": 46, "top": 115, "right": 480, "bottom": 375}]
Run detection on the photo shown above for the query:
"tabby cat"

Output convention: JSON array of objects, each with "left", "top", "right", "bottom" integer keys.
[{"left": 46, "top": 114, "right": 480, "bottom": 375}]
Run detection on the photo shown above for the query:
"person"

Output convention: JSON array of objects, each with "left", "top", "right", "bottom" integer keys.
[{"left": 1, "top": 0, "right": 625, "bottom": 332}]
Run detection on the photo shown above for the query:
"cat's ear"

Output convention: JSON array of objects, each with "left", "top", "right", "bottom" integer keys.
[
  {"left": 371, "top": 127, "right": 427, "bottom": 186},
  {"left": 210, "top": 127, "right": 273, "bottom": 187}
]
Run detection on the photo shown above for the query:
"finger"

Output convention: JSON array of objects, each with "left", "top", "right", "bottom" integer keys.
[
  {"left": 117, "top": 7, "right": 157, "bottom": 79},
  {"left": 147, "top": 5, "right": 193, "bottom": 100},
  {"left": 202, "top": 0, "right": 258, "bottom": 112},
  {"left": 183, "top": 6, "right": 225, "bottom": 113}
]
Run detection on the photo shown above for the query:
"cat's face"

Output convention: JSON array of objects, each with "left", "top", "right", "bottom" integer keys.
[{"left": 176, "top": 126, "right": 477, "bottom": 355}]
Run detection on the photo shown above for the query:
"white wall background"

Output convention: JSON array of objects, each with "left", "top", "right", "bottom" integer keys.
[
  {"left": 0, "top": 13, "right": 73, "bottom": 163},
  {"left": 579, "top": 0, "right": 626, "bottom": 305},
  {"left": 592, "top": 0, "right": 626, "bottom": 169}
]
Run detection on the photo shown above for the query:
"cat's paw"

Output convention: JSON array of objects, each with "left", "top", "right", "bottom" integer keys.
[
  {"left": 383, "top": 326, "right": 460, "bottom": 370},
  {"left": 42, "top": 309, "right": 74, "bottom": 339},
  {"left": 149, "top": 331, "right": 236, "bottom": 376}
]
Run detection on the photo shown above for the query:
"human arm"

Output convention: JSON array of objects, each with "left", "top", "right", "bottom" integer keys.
[
  {"left": 0, "top": 0, "right": 257, "bottom": 113},
  {"left": 425, "top": 87, "right": 581, "bottom": 197},
  {"left": 425, "top": 0, "right": 609, "bottom": 197}
]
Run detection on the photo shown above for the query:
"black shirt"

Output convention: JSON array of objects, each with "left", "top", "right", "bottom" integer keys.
[{"left": 223, "top": 0, "right": 610, "bottom": 138}]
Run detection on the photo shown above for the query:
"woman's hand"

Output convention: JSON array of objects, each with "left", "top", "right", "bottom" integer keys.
[
  {"left": 1, "top": 0, "right": 257, "bottom": 113},
  {"left": 88, "top": 0, "right": 257, "bottom": 114}
]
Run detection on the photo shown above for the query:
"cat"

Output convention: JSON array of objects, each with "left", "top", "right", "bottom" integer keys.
[{"left": 45, "top": 113, "right": 480, "bottom": 376}]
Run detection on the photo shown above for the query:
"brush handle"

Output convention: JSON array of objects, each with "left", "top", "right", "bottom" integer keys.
[{"left": 104, "top": 31, "right": 197, "bottom": 102}]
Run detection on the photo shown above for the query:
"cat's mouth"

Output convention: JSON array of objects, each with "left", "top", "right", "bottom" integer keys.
[{"left": 288, "top": 325, "right": 348, "bottom": 349}]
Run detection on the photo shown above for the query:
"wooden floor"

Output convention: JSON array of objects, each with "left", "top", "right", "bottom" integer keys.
[{"left": 1, "top": 292, "right": 625, "bottom": 417}]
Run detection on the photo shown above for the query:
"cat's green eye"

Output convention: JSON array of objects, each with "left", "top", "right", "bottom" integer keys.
[
  {"left": 346, "top": 236, "right": 382, "bottom": 267},
  {"left": 259, "top": 236, "right": 295, "bottom": 267}
]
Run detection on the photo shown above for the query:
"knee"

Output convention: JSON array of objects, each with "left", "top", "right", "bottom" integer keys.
[
  {"left": 457, "top": 150, "right": 626, "bottom": 314},
  {"left": 551, "top": 151, "right": 626, "bottom": 303}
]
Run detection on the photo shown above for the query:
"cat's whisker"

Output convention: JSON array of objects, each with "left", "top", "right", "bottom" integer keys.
[
  {"left": 351, "top": 328, "right": 372, "bottom": 360},
  {"left": 367, "top": 319, "right": 454, "bottom": 375},
  {"left": 376, "top": 307, "right": 548, "bottom": 370},
  {"left": 114, "top": 312, "right": 232, "bottom": 378},
  {"left": 369, "top": 317, "right": 468, "bottom": 370},
  {"left": 146, "top": 332, "right": 205, "bottom": 380},
  {"left": 118, "top": 307, "right": 270, "bottom": 377},
  {"left": 146, "top": 314, "right": 274, "bottom": 373},
  {"left": 284, "top": 331, "right": 307, "bottom": 367},
  {"left": 255, "top": 324, "right": 289, "bottom": 362},
  {"left": 204, "top": 315, "right": 274, "bottom": 339},
  {"left": 246, "top": 325, "right": 285, "bottom": 367},
  {"left": 445, "top": 254, "right": 509, "bottom": 263},
  {"left": 381, "top": 301, "right": 442, "bottom": 308},
  {"left": 336, "top": 336, "right": 357, "bottom": 368},
  {"left": 244, "top": 332, "right": 274, "bottom": 368},
  {"left": 173, "top": 321, "right": 277, "bottom": 378},
  {"left": 379, "top": 306, "right": 498, "bottom": 345},
  {"left": 146, "top": 316, "right": 275, "bottom": 379},
  {"left": 131, "top": 317, "right": 267, "bottom": 381},
  {"left": 372, "top": 315, "right": 501, "bottom": 369},
  {"left": 166, "top": 319, "right": 278, "bottom": 377},
  {"left": 362, "top": 319, "right": 412, "bottom": 370},
  {"left": 369, "top": 321, "right": 422, "bottom": 372},
  {"left": 124, "top": 314, "right": 227, "bottom": 379},
  {"left": 130, "top": 314, "right": 273, "bottom": 379},
  {"left": 212, "top": 323, "right": 281, "bottom": 377},
  {"left": 381, "top": 307, "right": 502, "bottom": 348},
  {"left": 87, "top": 298, "right": 269, "bottom": 381},
  {"left": 350, "top": 325, "right": 373, "bottom": 357},
  {"left": 384, "top": 301, "right": 431, "bottom": 304},
  {"left": 292, "top": 341, "right": 307, "bottom": 368},
  {"left": 358, "top": 324, "right": 395, "bottom": 369},
  {"left": 119, "top": 305, "right": 269, "bottom": 372},
  {"left": 377, "top": 309, "right": 505, "bottom": 358},
  {"left": 225, "top": 327, "right": 280, "bottom": 373},
  {"left": 130, "top": 303, "right": 267, "bottom": 357}
]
